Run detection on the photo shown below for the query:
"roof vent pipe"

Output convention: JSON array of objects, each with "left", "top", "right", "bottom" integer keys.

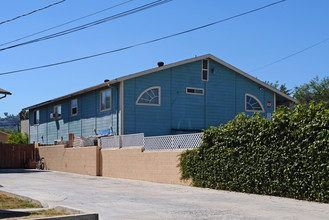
[{"left": 157, "top": 61, "right": 164, "bottom": 67}]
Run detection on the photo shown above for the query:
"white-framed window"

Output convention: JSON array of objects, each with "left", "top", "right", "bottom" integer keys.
[
  {"left": 201, "top": 59, "right": 209, "bottom": 81},
  {"left": 54, "top": 104, "right": 62, "bottom": 119},
  {"left": 100, "top": 89, "right": 111, "bottom": 111},
  {"left": 71, "top": 99, "right": 78, "bottom": 116},
  {"left": 245, "top": 93, "right": 264, "bottom": 112},
  {"left": 33, "top": 110, "right": 40, "bottom": 125},
  {"left": 186, "top": 87, "right": 204, "bottom": 95},
  {"left": 136, "top": 86, "right": 161, "bottom": 106}
]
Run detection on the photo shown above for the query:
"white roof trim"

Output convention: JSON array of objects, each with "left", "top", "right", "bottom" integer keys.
[{"left": 24, "top": 54, "right": 296, "bottom": 110}]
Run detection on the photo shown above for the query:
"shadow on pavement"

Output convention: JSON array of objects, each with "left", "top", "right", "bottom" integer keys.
[
  {"left": 0, "top": 169, "right": 49, "bottom": 174},
  {"left": 0, "top": 210, "right": 30, "bottom": 219}
]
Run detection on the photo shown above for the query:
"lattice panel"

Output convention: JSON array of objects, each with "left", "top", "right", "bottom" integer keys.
[
  {"left": 121, "top": 133, "right": 144, "bottom": 148},
  {"left": 144, "top": 133, "right": 203, "bottom": 151},
  {"left": 73, "top": 137, "right": 96, "bottom": 148},
  {"left": 100, "top": 136, "right": 120, "bottom": 149}
]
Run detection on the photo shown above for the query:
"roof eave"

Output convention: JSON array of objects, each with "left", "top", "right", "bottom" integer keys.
[{"left": 23, "top": 79, "right": 120, "bottom": 110}]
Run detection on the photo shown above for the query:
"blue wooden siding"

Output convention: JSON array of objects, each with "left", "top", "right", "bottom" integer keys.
[
  {"left": 29, "top": 58, "right": 278, "bottom": 142},
  {"left": 124, "top": 59, "right": 275, "bottom": 136},
  {"left": 29, "top": 83, "right": 120, "bottom": 144}
]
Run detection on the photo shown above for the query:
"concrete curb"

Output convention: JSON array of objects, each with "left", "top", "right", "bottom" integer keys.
[
  {"left": 0, "top": 190, "right": 48, "bottom": 208},
  {"left": 0, "top": 190, "right": 98, "bottom": 219}
]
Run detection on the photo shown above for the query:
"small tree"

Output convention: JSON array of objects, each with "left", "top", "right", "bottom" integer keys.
[
  {"left": 294, "top": 76, "right": 329, "bottom": 108},
  {"left": 265, "top": 80, "right": 292, "bottom": 95},
  {"left": 6, "top": 131, "right": 29, "bottom": 144}
]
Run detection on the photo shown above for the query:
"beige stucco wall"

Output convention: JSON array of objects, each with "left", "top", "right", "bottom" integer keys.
[
  {"left": 39, "top": 145, "right": 100, "bottom": 176},
  {"left": 20, "top": 119, "right": 29, "bottom": 135},
  {"left": 101, "top": 147, "right": 190, "bottom": 186}
]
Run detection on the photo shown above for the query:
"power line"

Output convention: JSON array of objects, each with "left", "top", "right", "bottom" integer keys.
[
  {"left": 0, "top": 0, "right": 66, "bottom": 26},
  {"left": 0, "top": 0, "right": 286, "bottom": 76},
  {"left": 0, "top": 0, "right": 135, "bottom": 47},
  {"left": 249, "top": 37, "right": 329, "bottom": 72},
  {"left": 0, "top": 0, "right": 171, "bottom": 52}
]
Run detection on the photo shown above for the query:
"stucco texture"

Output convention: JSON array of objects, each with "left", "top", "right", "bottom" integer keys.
[
  {"left": 101, "top": 147, "right": 190, "bottom": 185},
  {"left": 38, "top": 145, "right": 100, "bottom": 176}
]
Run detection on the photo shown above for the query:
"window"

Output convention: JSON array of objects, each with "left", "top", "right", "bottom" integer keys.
[
  {"left": 136, "top": 86, "right": 161, "bottom": 106},
  {"left": 33, "top": 110, "right": 40, "bottom": 125},
  {"left": 71, "top": 99, "right": 78, "bottom": 116},
  {"left": 54, "top": 105, "right": 62, "bottom": 119},
  {"left": 245, "top": 94, "right": 264, "bottom": 112},
  {"left": 186, "top": 87, "right": 204, "bottom": 95},
  {"left": 201, "top": 59, "right": 209, "bottom": 81},
  {"left": 100, "top": 89, "right": 111, "bottom": 111}
]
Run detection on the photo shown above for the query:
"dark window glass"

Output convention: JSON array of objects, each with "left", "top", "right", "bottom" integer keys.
[
  {"left": 137, "top": 87, "right": 160, "bottom": 105},
  {"left": 202, "top": 70, "right": 208, "bottom": 81},
  {"left": 101, "top": 89, "right": 111, "bottom": 111},
  {"left": 34, "top": 110, "right": 40, "bottom": 125},
  {"left": 202, "top": 60, "right": 208, "bottom": 69},
  {"left": 71, "top": 99, "right": 78, "bottom": 116},
  {"left": 246, "top": 95, "right": 263, "bottom": 111}
]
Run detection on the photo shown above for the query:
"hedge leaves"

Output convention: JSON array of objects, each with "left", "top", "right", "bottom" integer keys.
[{"left": 180, "top": 103, "right": 329, "bottom": 202}]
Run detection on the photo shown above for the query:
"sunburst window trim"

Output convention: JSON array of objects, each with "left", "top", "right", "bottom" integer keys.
[
  {"left": 136, "top": 86, "right": 161, "bottom": 106},
  {"left": 245, "top": 93, "right": 265, "bottom": 112}
]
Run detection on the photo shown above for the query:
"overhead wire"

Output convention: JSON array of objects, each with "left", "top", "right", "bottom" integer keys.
[
  {"left": 0, "top": 0, "right": 286, "bottom": 76},
  {"left": 249, "top": 37, "right": 329, "bottom": 72},
  {"left": 0, "top": 0, "right": 135, "bottom": 47},
  {"left": 0, "top": 0, "right": 66, "bottom": 26},
  {"left": 0, "top": 0, "right": 172, "bottom": 52}
]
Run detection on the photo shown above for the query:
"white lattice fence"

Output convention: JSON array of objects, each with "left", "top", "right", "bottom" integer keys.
[
  {"left": 100, "top": 136, "right": 120, "bottom": 149},
  {"left": 121, "top": 133, "right": 144, "bottom": 148},
  {"left": 100, "top": 133, "right": 203, "bottom": 150},
  {"left": 100, "top": 133, "right": 144, "bottom": 149},
  {"left": 144, "top": 133, "right": 203, "bottom": 151}
]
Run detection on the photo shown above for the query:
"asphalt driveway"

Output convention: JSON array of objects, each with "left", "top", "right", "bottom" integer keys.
[{"left": 1, "top": 169, "right": 329, "bottom": 220}]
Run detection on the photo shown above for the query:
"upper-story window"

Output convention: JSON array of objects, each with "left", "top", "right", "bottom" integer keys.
[
  {"left": 201, "top": 59, "right": 209, "bottom": 81},
  {"left": 54, "top": 104, "right": 62, "bottom": 119},
  {"left": 33, "top": 110, "right": 40, "bottom": 125},
  {"left": 71, "top": 99, "right": 78, "bottom": 116},
  {"left": 245, "top": 94, "right": 264, "bottom": 112},
  {"left": 136, "top": 86, "right": 161, "bottom": 106},
  {"left": 100, "top": 89, "right": 111, "bottom": 111}
]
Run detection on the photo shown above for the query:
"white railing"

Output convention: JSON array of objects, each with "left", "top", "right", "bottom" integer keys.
[{"left": 100, "top": 133, "right": 202, "bottom": 151}]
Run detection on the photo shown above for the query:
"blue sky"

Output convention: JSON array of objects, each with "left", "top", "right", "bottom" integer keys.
[{"left": 0, "top": 0, "right": 328, "bottom": 116}]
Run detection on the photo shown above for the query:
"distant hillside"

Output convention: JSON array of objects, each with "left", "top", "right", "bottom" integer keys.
[{"left": 0, "top": 114, "right": 19, "bottom": 131}]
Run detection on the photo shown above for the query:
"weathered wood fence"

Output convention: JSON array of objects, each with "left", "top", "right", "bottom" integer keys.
[{"left": 0, "top": 144, "right": 35, "bottom": 169}]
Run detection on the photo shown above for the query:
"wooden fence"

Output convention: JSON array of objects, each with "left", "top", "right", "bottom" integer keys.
[{"left": 0, "top": 144, "right": 35, "bottom": 169}]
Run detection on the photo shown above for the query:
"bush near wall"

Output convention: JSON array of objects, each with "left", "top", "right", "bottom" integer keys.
[{"left": 180, "top": 103, "right": 329, "bottom": 203}]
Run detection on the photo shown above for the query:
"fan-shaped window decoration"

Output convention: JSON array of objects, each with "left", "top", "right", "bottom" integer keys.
[
  {"left": 245, "top": 93, "right": 264, "bottom": 112},
  {"left": 136, "top": 86, "right": 161, "bottom": 106}
]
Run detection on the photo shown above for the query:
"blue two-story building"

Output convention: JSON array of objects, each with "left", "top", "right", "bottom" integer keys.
[{"left": 24, "top": 54, "right": 296, "bottom": 144}]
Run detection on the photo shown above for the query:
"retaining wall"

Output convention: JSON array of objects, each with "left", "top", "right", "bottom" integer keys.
[
  {"left": 101, "top": 147, "right": 189, "bottom": 185},
  {"left": 38, "top": 145, "right": 189, "bottom": 185},
  {"left": 38, "top": 145, "right": 100, "bottom": 176}
]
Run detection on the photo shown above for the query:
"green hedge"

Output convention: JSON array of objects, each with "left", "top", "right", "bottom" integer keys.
[{"left": 180, "top": 103, "right": 329, "bottom": 202}]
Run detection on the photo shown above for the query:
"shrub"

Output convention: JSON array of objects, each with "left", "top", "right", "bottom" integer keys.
[
  {"left": 180, "top": 103, "right": 329, "bottom": 202},
  {"left": 6, "top": 131, "right": 29, "bottom": 144}
]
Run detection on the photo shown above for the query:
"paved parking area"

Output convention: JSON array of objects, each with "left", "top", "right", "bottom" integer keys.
[{"left": 1, "top": 169, "right": 329, "bottom": 220}]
